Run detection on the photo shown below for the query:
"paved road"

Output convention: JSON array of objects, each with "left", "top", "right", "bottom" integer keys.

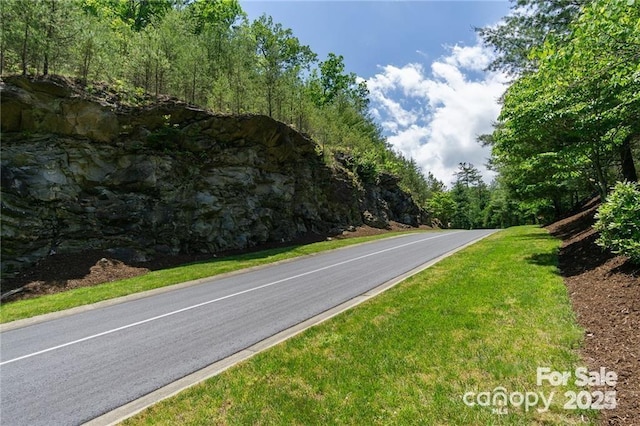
[{"left": 0, "top": 230, "right": 494, "bottom": 425}]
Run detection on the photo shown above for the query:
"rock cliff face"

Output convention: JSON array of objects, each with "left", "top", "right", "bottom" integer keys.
[{"left": 1, "top": 76, "right": 426, "bottom": 277}]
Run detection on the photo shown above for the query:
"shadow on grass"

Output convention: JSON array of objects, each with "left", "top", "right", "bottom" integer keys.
[
  {"left": 526, "top": 252, "right": 558, "bottom": 268},
  {"left": 514, "top": 232, "right": 557, "bottom": 241}
]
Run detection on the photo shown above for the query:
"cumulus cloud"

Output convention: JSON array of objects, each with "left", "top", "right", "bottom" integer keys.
[{"left": 365, "top": 43, "right": 508, "bottom": 186}]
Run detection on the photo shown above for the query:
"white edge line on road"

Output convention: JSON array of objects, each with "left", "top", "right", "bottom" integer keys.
[
  {"left": 83, "top": 229, "right": 497, "bottom": 426},
  {"left": 0, "top": 231, "right": 435, "bottom": 333},
  {"left": 0, "top": 232, "right": 457, "bottom": 366}
]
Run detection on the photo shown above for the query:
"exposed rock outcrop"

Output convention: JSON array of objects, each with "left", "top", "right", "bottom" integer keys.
[{"left": 1, "top": 76, "right": 426, "bottom": 277}]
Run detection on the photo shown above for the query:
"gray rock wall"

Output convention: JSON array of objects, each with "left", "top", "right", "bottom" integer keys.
[{"left": 1, "top": 76, "right": 424, "bottom": 277}]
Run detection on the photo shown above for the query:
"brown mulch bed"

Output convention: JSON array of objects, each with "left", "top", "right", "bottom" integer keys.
[
  {"left": 0, "top": 222, "right": 430, "bottom": 303},
  {"left": 547, "top": 198, "right": 640, "bottom": 425}
]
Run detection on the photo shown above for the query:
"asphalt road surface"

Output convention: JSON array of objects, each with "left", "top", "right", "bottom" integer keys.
[{"left": 0, "top": 230, "right": 495, "bottom": 425}]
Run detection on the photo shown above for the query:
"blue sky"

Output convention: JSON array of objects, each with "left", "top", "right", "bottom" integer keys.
[{"left": 240, "top": 1, "right": 512, "bottom": 185}]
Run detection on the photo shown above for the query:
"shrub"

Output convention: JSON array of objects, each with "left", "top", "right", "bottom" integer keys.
[{"left": 594, "top": 181, "right": 640, "bottom": 263}]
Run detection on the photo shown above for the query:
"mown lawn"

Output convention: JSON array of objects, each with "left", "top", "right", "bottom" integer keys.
[{"left": 123, "top": 226, "right": 596, "bottom": 425}]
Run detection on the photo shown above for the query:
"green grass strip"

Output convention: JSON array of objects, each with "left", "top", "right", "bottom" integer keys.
[
  {"left": 0, "top": 232, "right": 425, "bottom": 324},
  {"left": 122, "top": 226, "right": 596, "bottom": 425}
]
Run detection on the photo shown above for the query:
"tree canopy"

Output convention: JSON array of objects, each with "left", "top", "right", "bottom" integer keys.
[{"left": 479, "top": 0, "right": 639, "bottom": 221}]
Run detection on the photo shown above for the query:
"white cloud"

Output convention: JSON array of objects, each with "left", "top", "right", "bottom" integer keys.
[
  {"left": 445, "top": 44, "right": 492, "bottom": 71},
  {"left": 365, "top": 42, "right": 508, "bottom": 186}
]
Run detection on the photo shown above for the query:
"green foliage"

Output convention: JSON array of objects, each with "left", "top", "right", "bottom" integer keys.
[
  {"left": 352, "top": 152, "right": 380, "bottom": 184},
  {"left": 426, "top": 191, "right": 456, "bottom": 228},
  {"left": 1, "top": 0, "right": 84, "bottom": 76},
  {"left": 422, "top": 163, "right": 532, "bottom": 230},
  {"left": 5, "top": 0, "right": 635, "bottom": 227},
  {"left": 103, "top": 0, "right": 173, "bottom": 32},
  {"left": 308, "top": 53, "right": 367, "bottom": 111},
  {"left": 251, "top": 14, "right": 316, "bottom": 118},
  {"left": 482, "top": 0, "right": 639, "bottom": 221},
  {"left": 476, "top": 0, "right": 585, "bottom": 74},
  {"left": 482, "top": 180, "right": 536, "bottom": 228},
  {"left": 394, "top": 160, "right": 432, "bottom": 207},
  {"left": 594, "top": 181, "right": 640, "bottom": 263},
  {"left": 448, "top": 163, "right": 490, "bottom": 229},
  {"left": 188, "top": 0, "right": 244, "bottom": 34}
]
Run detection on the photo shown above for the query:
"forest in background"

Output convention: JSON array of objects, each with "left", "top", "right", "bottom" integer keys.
[{"left": 1, "top": 0, "right": 638, "bottom": 229}]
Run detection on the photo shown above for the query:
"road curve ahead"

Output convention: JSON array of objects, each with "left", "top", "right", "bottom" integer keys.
[{"left": 0, "top": 229, "right": 495, "bottom": 425}]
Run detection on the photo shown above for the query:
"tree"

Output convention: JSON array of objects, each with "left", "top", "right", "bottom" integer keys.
[
  {"left": 251, "top": 15, "right": 316, "bottom": 118},
  {"left": 425, "top": 172, "right": 446, "bottom": 195},
  {"left": 559, "top": 0, "right": 640, "bottom": 183},
  {"left": 224, "top": 23, "right": 260, "bottom": 113},
  {"left": 482, "top": 180, "right": 532, "bottom": 228},
  {"left": 128, "top": 23, "right": 162, "bottom": 95},
  {"left": 310, "top": 53, "right": 353, "bottom": 106},
  {"left": 117, "top": 0, "right": 173, "bottom": 32},
  {"left": 0, "top": 0, "right": 17, "bottom": 74},
  {"left": 75, "top": 12, "right": 113, "bottom": 84},
  {"left": 485, "top": 0, "right": 639, "bottom": 221},
  {"left": 3, "top": 0, "right": 46, "bottom": 75},
  {"left": 450, "top": 181, "right": 472, "bottom": 229},
  {"left": 476, "top": 0, "right": 586, "bottom": 74},
  {"left": 449, "top": 163, "right": 491, "bottom": 229},
  {"left": 427, "top": 191, "right": 456, "bottom": 228},
  {"left": 188, "top": 0, "right": 243, "bottom": 35},
  {"left": 453, "top": 162, "right": 482, "bottom": 189}
]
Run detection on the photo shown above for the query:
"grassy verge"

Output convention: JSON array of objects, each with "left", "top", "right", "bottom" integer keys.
[
  {"left": 123, "top": 226, "right": 596, "bottom": 425},
  {"left": 0, "top": 231, "right": 426, "bottom": 324}
]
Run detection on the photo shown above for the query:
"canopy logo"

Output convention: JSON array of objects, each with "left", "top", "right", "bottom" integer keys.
[{"left": 462, "top": 367, "right": 618, "bottom": 415}]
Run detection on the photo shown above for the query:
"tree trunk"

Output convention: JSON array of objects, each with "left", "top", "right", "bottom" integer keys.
[
  {"left": 620, "top": 133, "right": 638, "bottom": 182},
  {"left": 191, "top": 65, "right": 196, "bottom": 104},
  {"left": 43, "top": 0, "right": 56, "bottom": 76},
  {"left": 155, "top": 60, "right": 159, "bottom": 99},
  {"left": 81, "top": 50, "right": 90, "bottom": 85},
  {"left": 21, "top": 22, "right": 29, "bottom": 75},
  {"left": 552, "top": 196, "right": 562, "bottom": 221},
  {"left": 592, "top": 150, "right": 609, "bottom": 198},
  {"left": 43, "top": 52, "right": 49, "bottom": 76}
]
